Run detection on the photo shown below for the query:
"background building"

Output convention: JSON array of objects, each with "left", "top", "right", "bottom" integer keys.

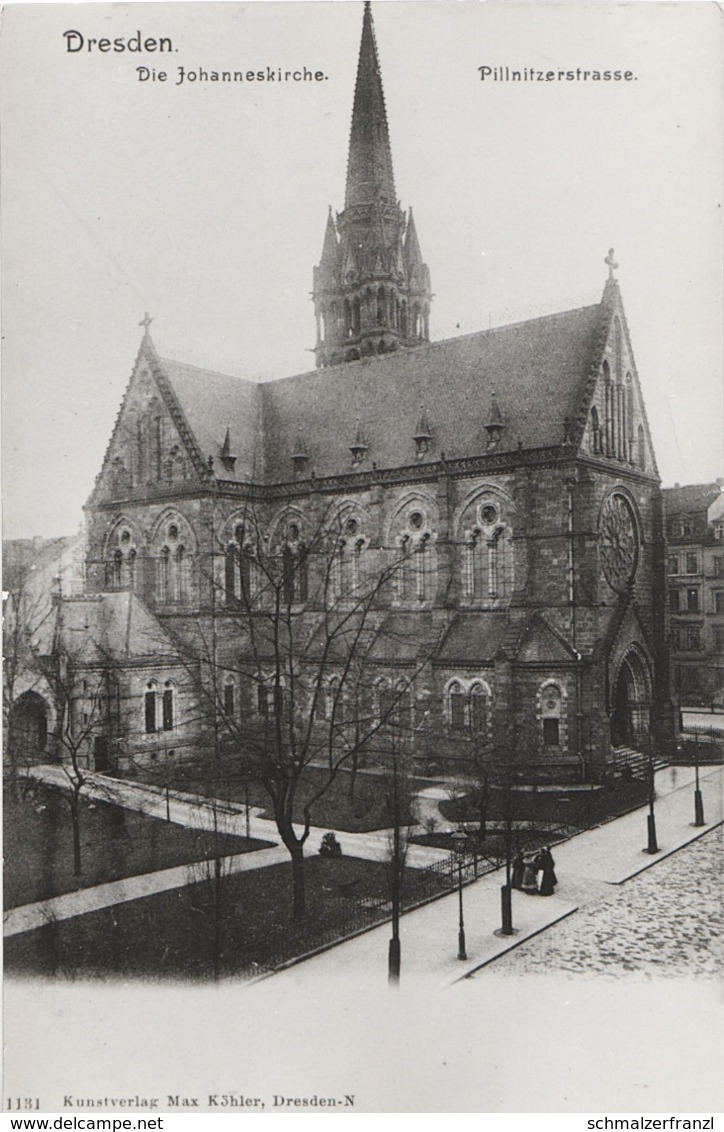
[{"left": 663, "top": 481, "right": 724, "bottom": 709}]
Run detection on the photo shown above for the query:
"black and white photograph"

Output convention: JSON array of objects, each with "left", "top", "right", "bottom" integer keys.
[{"left": 2, "top": 0, "right": 722, "bottom": 1116}]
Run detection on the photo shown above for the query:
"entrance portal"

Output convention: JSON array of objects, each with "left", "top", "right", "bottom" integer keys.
[
  {"left": 611, "top": 650, "right": 651, "bottom": 748},
  {"left": 11, "top": 691, "right": 49, "bottom": 761}
]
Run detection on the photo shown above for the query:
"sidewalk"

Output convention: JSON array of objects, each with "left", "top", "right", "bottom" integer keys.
[
  {"left": 6, "top": 764, "right": 449, "bottom": 937},
  {"left": 268, "top": 764, "right": 722, "bottom": 987},
  {"left": 22, "top": 763, "right": 450, "bottom": 866},
  {"left": 9, "top": 764, "right": 719, "bottom": 976}
]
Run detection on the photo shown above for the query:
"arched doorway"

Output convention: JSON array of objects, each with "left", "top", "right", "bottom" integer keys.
[
  {"left": 611, "top": 649, "right": 651, "bottom": 748},
  {"left": 11, "top": 691, "right": 49, "bottom": 762}
]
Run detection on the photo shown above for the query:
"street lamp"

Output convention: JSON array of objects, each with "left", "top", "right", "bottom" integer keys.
[
  {"left": 451, "top": 830, "right": 467, "bottom": 961},
  {"left": 388, "top": 741, "right": 402, "bottom": 984},
  {"left": 496, "top": 769, "right": 515, "bottom": 936},
  {"left": 692, "top": 733, "right": 706, "bottom": 827},
  {"left": 643, "top": 728, "right": 659, "bottom": 854}
]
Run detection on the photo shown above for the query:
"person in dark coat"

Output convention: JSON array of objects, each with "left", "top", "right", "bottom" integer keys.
[
  {"left": 511, "top": 849, "right": 525, "bottom": 890},
  {"left": 538, "top": 845, "right": 557, "bottom": 896},
  {"left": 520, "top": 855, "right": 539, "bottom": 894}
]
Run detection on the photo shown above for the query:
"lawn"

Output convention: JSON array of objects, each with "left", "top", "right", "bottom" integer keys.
[
  {"left": 438, "top": 777, "right": 650, "bottom": 830},
  {"left": 3, "top": 786, "right": 274, "bottom": 909},
  {"left": 4, "top": 854, "right": 443, "bottom": 981},
  {"left": 133, "top": 757, "right": 428, "bottom": 833}
]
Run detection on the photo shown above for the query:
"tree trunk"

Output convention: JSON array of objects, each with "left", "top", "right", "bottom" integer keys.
[
  {"left": 289, "top": 843, "right": 306, "bottom": 920},
  {"left": 213, "top": 854, "right": 222, "bottom": 980},
  {"left": 71, "top": 795, "right": 82, "bottom": 876}
]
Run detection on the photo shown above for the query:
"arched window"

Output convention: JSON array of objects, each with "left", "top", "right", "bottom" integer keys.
[
  {"left": 537, "top": 682, "right": 565, "bottom": 749},
  {"left": 416, "top": 533, "right": 431, "bottom": 601},
  {"left": 282, "top": 544, "right": 295, "bottom": 605},
  {"left": 162, "top": 681, "right": 174, "bottom": 731},
  {"left": 112, "top": 549, "right": 123, "bottom": 589},
  {"left": 590, "top": 406, "right": 601, "bottom": 455},
  {"left": 602, "top": 360, "right": 612, "bottom": 456},
  {"left": 614, "top": 316, "right": 623, "bottom": 381},
  {"left": 225, "top": 544, "right": 238, "bottom": 606},
  {"left": 157, "top": 546, "right": 170, "bottom": 603},
  {"left": 144, "top": 682, "right": 158, "bottom": 734},
  {"left": 223, "top": 679, "right": 235, "bottom": 718},
  {"left": 449, "top": 681, "right": 466, "bottom": 730},
  {"left": 470, "top": 683, "right": 488, "bottom": 734},
  {"left": 125, "top": 548, "right": 137, "bottom": 590},
  {"left": 395, "top": 682, "right": 412, "bottom": 740}
]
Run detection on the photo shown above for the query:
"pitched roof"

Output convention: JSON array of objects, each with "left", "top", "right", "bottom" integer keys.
[
  {"left": 57, "top": 593, "right": 180, "bottom": 665},
  {"left": 156, "top": 356, "right": 262, "bottom": 483},
  {"left": 436, "top": 613, "right": 509, "bottom": 665},
  {"left": 259, "top": 303, "right": 604, "bottom": 481},
  {"left": 148, "top": 299, "right": 608, "bottom": 488},
  {"left": 662, "top": 482, "right": 722, "bottom": 515}
]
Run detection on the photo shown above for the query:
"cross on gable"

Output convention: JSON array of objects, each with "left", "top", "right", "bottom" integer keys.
[
  {"left": 604, "top": 248, "right": 619, "bottom": 280},
  {"left": 139, "top": 312, "right": 154, "bottom": 332}
]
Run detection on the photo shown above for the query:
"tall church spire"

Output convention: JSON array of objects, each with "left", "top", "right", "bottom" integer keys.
[
  {"left": 345, "top": 0, "right": 396, "bottom": 210},
  {"left": 313, "top": 2, "right": 432, "bottom": 368}
]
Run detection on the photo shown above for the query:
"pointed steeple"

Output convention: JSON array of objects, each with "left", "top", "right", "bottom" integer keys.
[
  {"left": 345, "top": 1, "right": 396, "bottom": 210},
  {"left": 413, "top": 404, "right": 433, "bottom": 459},
  {"left": 318, "top": 208, "right": 339, "bottom": 280},
  {"left": 291, "top": 428, "right": 310, "bottom": 476},
  {"left": 349, "top": 418, "right": 369, "bottom": 464},
  {"left": 312, "top": 2, "right": 432, "bottom": 369},
  {"left": 219, "top": 427, "right": 237, "bottom": 472},
  {"left": 484, "top": 391, "right": 505, "bottom": 449}
]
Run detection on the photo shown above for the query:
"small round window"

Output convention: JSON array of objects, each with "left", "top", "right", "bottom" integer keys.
[
  {"left": 120, "top": 529, "right": 131, "bottom": 545},
  {"left": 408, "top": 510, "right": 425, "bottom": 531},
  {"left": 167, "top": 524, "right": 179, "bottom": 541},
  {"left": 480, "top": 505, "right": 498, "bottom": 526},
  {"left": 345, "top": 517, "right": 359, "bottom": 536}
]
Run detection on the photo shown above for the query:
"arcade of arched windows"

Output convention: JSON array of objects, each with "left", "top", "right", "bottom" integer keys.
[
  {"left": 590, "top": 324, "right": 645, "bottom": 466},
  {"left": 319, "top": 287, "right": 430, "bottom": 347},
  {"left": 444, "top": 678, "right": 492, "bottom": 739},
  {"left": 458, "top": 497, "right": 513, "bottom": 605},
  {"left": 390, "top": 503, "right": 438, "bottom": 606},
  {"left": 224, "top": 522, "right": 262, "bottom": 608},
  {"left": 374, "top": 676, "right": 413, "bottom": 743},
  {"left": 143, "top": 678, "right": 176, "bottom": 735},
  {"left": 329, "top": 512, "right": 371, "bottom": 604},
  {"left": 105, "top": 524, "right": 138, "bottom": 591},
  {"left": 152, "top": 517, "right": 194, "bottom": 606}
]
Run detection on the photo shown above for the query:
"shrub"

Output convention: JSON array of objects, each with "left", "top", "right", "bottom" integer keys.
[{"left": 319, "top": 831, "right": 343, "bottom": 858}]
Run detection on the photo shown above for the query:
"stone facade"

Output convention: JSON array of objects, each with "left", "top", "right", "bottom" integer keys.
[
  {"left": 663, "top": 481, "right": 724, "bottom": 708},
  {"left": 17, "top": 3, "right": 675, "bottom": 780}
]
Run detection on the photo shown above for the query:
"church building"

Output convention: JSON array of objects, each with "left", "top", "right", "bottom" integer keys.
[{"left": 68, "top": 3, "right": 673, "bottom": 779}]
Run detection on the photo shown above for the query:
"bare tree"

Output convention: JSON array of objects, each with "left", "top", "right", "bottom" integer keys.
[
  {"left": 171, "top": 498, "right": 443, "bottom": 920},
  {"left": 2, "top": 547, "right": 57, "bottom": 800},
  {"left": 27, "top": 603, "right": 122, "bottom": 876}
]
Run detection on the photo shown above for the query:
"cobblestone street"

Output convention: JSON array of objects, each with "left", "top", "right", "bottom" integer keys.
[{"left": 478, "top": 825, "right": 722, "bottom": 978}]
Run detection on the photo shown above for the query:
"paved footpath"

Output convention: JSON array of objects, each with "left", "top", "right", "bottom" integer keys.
[
  {"left": 266, "top": 764, "right": 722, "bottom": 989},
  {"left": 7, "top": 764, "right": 720, "bottom": 975},
  {"left": 5, "top": 765, "right": 449, "bottom": 937}
]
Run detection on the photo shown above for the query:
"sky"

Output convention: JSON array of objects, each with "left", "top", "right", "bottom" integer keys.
[{"left": 1, "top": 0, "right": 722, "bottom": 539}]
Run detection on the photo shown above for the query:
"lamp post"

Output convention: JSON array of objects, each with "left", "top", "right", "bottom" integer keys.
[
  {"left": 497, "top": 769, "right": 514, "bottom": 936},
  {"left": 644, "top": 727, "right": 659, "bottom": 854},
  {"left": 388, "top": 743, "right": 402, "bottom": 984},
  {"left": 692, "top": 733, "right": 706, "bottom": 827},
  {"left": 451, "top": 830, "right": 467, "bottom": 961}
]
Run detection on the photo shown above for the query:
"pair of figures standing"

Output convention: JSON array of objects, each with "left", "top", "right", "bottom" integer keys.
[{"left": 511, "top": 846, "right": 557, "bottom": 896}]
